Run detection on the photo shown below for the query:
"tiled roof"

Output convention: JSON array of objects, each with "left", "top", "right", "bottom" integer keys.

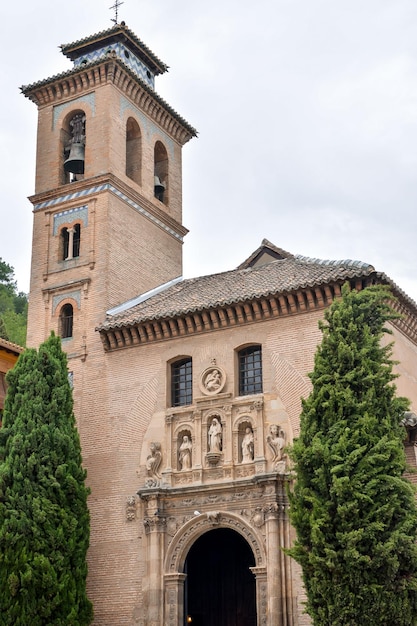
[
  {"left": 237, "top": 238, "right": 294, "bottom": 268},
  {"left": 60, "top": 23, "right": 168, "bottom": 74},
  {"left": 0, "top": 338, "right": 24, "bottom": 354},
  {"left": 98, "top": 254, "right": 378, "bottom": 331}
]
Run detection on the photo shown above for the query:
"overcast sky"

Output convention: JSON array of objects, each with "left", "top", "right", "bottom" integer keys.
[{"left": 2, "top": 0, "right": 417, "bottom": 302}]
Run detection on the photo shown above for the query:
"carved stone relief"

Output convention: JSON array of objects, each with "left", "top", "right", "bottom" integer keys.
[
  {"left": 266, "top": 424, "right": 287, "bottom": 473},
  {"left": 199, "top": 361, "right": 226, "bottom": 396},
  {"left": 165, "top": 511, "right": 267, "bottom": 574},
  {"left": 126, "top": 495, "right": 137, "bottom": 521},
  {"left": 145, "top": 442, "right": 163, "bottom": 487}
]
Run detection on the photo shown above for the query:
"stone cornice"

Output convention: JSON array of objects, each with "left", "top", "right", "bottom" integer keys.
[
  {"left": 29, "top": 173, "right": 188, "bottom": 242},
  {"left": 137, "top": 471, "right": 288, "bottom": 502},
  {"left": 21, "top": 55, "right": 196, "bottom": 145},
  {"left": 98, "top": 276, "right": 417, "bottom": 352}
]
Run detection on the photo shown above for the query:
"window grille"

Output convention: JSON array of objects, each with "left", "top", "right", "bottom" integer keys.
[
  {"left": 238, "top": 346, "right": 263, "bottom": 396},
  {"left": 171, "top": 358, "right": 192, "bottom": 407}
]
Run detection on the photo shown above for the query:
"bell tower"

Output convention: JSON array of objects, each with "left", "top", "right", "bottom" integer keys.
[{"left": 23, "top": 21, "right": 196, "bottom": 350}]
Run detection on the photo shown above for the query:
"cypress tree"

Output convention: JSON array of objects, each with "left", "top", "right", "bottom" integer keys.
[
  {"left": 0, "top": 334, "right": 93, "bottom": 625},
  {"left": 288, "top": 284, "right": 417, "bottom": 626}
]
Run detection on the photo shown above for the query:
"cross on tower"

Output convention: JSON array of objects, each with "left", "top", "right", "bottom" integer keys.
[{"left": 109, "top": 0, "right": 124, "bottom": 24}]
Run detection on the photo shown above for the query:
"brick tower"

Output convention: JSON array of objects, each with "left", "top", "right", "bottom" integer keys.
[{"left": 23, "top": 21, "right": 196, "bottom": 353}]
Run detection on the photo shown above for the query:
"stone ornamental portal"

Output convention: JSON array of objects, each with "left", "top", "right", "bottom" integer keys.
[{"left": 138, "top": 478, "right": 294, "bottom": 625}]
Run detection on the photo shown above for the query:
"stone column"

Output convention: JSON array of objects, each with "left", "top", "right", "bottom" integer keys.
[
  {"left": 192, "top": 410, "right": 203, "bottom": 482},
  {"left": 143, "top": 496, "right": 166, "bottom": 625},
  {"left": 164, "top": 572, "right": 187, "bottom": 626},
  {"left": 253, "top": 399, "right": 266, "bottom": 474},
  {"left": 223, "top": 404, "right": 233, "bottom": 465},
  {"left": 281, "top": 501, "right": 294, "bottom": 626},
  {"left": 162, "top": 414, "right": 173, "bottom": 485},
  {"left": 250, "top": 566, "right": 268, "bottom": 626},
  {"left": 264, "top": 503, "right": 282, "bottom": 625},
  {"left": 66, "top": 226, "right": 75, "bottom": 260}
]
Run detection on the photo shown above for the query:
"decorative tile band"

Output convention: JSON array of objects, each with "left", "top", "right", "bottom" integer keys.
[
  {"left": 73, "top": 43, "right": 155, "bottom": 89},
  {"left": 53, "top": 205, "right": 88, "bottom": 235},
  {"left": 53, "top": 93, "right": 96, "bottom": 129},
  {"left": 34, "top": 184, "right": 183, "bottom": 241},
  {"left": 52, "top": 290, "right": 81, "bottom": 313},
  {"left": 34, "top": 184, "right": 108, "bottom": 210}
]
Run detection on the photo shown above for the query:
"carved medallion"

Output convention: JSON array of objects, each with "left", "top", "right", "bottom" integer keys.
[{"left": 199, "top": 365, "right": 226, "bottom": 395}]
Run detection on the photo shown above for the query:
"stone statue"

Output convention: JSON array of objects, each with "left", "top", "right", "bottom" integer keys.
[
  {"left": 146, "top": 442, "right": 162, "bottom": 481},
  {"left": 267, "top": 424, "right": 286, "bottom": 464},
  {"left": 69, "top": 112, "right": 86, "bottom": 144},
  {"left": 208, "top": 417, "right": 222, "bottom": 452},
  {"left": 401, "top": 411, "right": 417, "bottom": 443},
  {"left": 241, "top": 427, "right": 254, "bottom": 463},
  {"left": 179, "top": 435, "right": 193, "bottom": 470}
]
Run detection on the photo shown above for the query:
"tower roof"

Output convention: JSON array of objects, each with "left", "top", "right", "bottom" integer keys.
[{"left": 60, "top": 22, "right": 168, "bottom": 75}]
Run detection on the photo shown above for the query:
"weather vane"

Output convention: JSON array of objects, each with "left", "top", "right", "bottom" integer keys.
[{"left": 110, "top": 0, "right": 124, "bottom": 24}]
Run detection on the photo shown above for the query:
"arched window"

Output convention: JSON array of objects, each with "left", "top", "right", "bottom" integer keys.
[
  {"left": 61, "top": 224, "right": 81, "bottom": 260},
  {"left": 171, "top": 357, "right": 192, "bottom": 407},
  {"left": 238, "top": 345, "right": 262, "bottom": 396},
  {"left": 154, "top": 141, "right": 169, "bottom": 204},
  {"left": 60, "top": 304, "right": 74, "bottom": 339},
  {"left": 126, "top": 117, "right": 142, "bottom": 184},
  {"left": 61, "top": 228, "right": 70, "bottom": 260},
  {"left": 73, "top": 224, "right": 81, "bottom": 257}
]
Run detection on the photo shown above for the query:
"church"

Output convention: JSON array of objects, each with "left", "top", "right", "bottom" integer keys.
[{"left": 21, "top": 18, "right": 417, "bottom": 626}]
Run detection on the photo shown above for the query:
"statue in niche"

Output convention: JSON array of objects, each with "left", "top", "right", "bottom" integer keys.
[
  {"left": 267, "top": 424, "right": 286, "bottom": 465},
  {"left": 179, "top": 435, "right": 193, "bottom": 470},
  {"left": 208, "top": 417, "right": 222, "bottom": 452},
  {"left": 241, "top": 426, "right": 254, "bottom": 463},
  {"left": 69, "top": 112, "right": 86, "bottom": 144},
  {"left": 145, "top": 442, "right": 162, "bottom": 482},
  {"left": 204, "top": 369, "right": 222, "bottom": 392}
]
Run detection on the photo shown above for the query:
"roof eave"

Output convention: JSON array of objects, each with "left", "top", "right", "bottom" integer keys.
[{"left": 21, "top": 56, "right": 197, "bottom": 142}]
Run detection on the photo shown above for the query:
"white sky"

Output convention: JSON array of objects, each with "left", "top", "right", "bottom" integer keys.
[{"left": 2, "top": 0, "right": 417, "bottom": 302}]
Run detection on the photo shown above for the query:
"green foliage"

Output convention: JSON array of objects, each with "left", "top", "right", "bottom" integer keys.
[
  {"left": 0, "top": 334, "right": 93, "bottom": 625},
  {"left": 0, "top": 258, "right": 27, "bottom": 346},
  {"left": 1, "top": 309, "right": 27, "bottom": 347},
  {"left": 288, "top": 284, "right": 417, "bottom": 626},
  {"left": 0, "top": 316, "right": 9, "bottom": 341}
]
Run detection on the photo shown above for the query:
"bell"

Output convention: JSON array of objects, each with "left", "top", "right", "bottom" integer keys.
[
  {"left": 154, "top": 175, "right": 166, "bottom": 201},
  {"left": 64, "top": 142, "right": 85, "bottom": 175}
]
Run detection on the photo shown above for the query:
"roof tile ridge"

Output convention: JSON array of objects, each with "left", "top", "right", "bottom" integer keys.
[
  {"left": 294, "top": 254, "right": 374, "bottom": 271},
  {"left": 0, "top": 337, "right": 24, "bottom": 353}
]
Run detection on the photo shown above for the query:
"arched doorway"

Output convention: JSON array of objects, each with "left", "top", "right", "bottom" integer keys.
[{"left": 184, "top": 528, "right": 257, "bottom": 626}]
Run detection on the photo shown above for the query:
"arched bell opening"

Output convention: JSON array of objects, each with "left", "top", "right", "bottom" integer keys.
[
  {"left": 126, "top": 117, "right": 142, "bottom": 185},
  {"left": 184, "top": 528, "right": 257, "bottom": 626},
  {"left": 61, "top": 110, "right": 86, "bottom": 184},
  {"left": 154, "top": 140, "right": 169, "bottom": 204}
]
